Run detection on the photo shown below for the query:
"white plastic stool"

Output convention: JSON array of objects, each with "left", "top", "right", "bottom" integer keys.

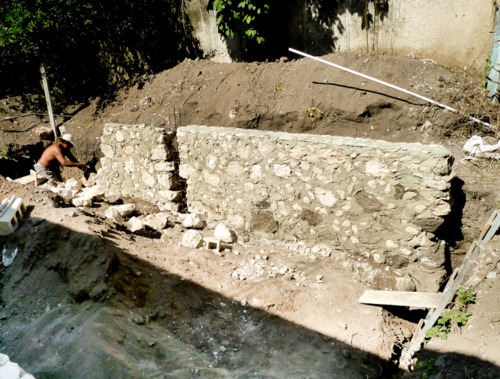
[{"left": 0, "top": 196, "right": 25, "bottom": 235}]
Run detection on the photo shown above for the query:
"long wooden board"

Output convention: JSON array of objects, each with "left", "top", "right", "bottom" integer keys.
[
  {"left": 359, "top": 290, "right": 445, "bottom": 308},
  {"left": 14, "top": 175, "right": 36, "bottom": 185}
]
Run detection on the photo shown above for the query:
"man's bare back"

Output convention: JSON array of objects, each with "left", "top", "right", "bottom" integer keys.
[
  {"left": 34, "top": 135, "right": 87, "bottom": 181},
  {"left": 38, "top": 142, "right": 85, "bottom": 169}
]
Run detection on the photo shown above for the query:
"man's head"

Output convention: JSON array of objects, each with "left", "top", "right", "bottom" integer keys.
[{"left": 61, "top": 134, "right": 76, "bottom": 149}]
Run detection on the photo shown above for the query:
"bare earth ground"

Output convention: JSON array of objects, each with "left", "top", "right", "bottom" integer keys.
[{"left": 1, "top": 51, "right": 500, "bottom": 378}]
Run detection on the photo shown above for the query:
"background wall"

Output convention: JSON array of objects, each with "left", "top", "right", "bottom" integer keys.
[{"left": 187, "top": 0, "right": 495, "bottom": 70}]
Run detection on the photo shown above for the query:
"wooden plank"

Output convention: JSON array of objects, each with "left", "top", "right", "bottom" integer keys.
[
  {"left": 442, "top": 268, "right": 459, "bottom": 294},
  {"left": 359, "top": 290, "right": 445, "bottom": 308},
  {"left": 481, "top": 210, "right": 500, "bottom": 244},
  {"left": 14, "top": 175, "right": 35, "bottom": 185},
  {"left": 13, "top": 170, "right": 44, "bottom": 186},
  {"left": 478, "top": 210, "right": 499, "bottom": 242}
]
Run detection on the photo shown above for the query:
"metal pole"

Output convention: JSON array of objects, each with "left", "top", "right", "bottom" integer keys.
[
  {"left": 289, "top": 48, "right": 498, "bottom": 130},
  {"left": 40, "top": 64, "right": 59, "bottom": 140}
]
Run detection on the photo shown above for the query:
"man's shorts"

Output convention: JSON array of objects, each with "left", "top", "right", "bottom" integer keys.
[{"left": 33, "top": 163, "right": 54, "bottom": 181}]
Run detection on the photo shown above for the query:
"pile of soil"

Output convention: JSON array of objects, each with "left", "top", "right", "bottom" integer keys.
[{"left": 1, "top": 51, "right": 500, "bottom": 377}]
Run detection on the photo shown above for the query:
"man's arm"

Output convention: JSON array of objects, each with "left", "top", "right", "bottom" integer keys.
[{"left": 54, "top": 146, "right": 87, "bottom": 169}]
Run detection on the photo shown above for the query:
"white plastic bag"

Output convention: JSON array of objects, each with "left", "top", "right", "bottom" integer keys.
[
  {"left": 2, "top": 246, "right": 18, "bottom": 267},
  {"left": 463, "top": 135, "right": 500, "bottom": 156}
]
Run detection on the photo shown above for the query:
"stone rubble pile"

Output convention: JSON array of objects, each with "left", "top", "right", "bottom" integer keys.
[
  {"left": 42, "top": 178, "right": 104, "bottom": 208},
  {"left": 101, "top": 201, "right": 235, "bottom": 253}
]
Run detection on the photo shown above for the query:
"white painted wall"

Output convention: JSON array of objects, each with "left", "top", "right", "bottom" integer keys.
[
  {"left": 333, "top": 0, "right": 496, "bottom": 70},
  {"left": 187, "top": 0, "right": 496, "bottom": 70}
]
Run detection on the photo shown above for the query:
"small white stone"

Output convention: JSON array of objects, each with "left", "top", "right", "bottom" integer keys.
[
  {"left": 182, "top": 230, "right": 203, "bottom": 248},
  {"left": 143, "top": 213, "right": 169, "bottom": 231},
  {"left": 414, "top": 204, "right": 426, "bottom": 213},
  {"left": 214, "top": 223, "right": 236, "bottom": 243},
  {"left": 127, "top": 217, "right": 144, "bottom": 233},
  {"left": 79, "top": 185, "right": 105, "bottom": 201},
  {"left": 405, "top": 226, "right": 420, "bottom": 235},
  {"left": 72, "top": 197, "right": 92, "bottom": 208},
  {"left": 182, "top": 213, "right": 205, "bottom": 229},
  {"left": 386, "top": 240, "right": 398, "bottom": 248},
  {"left": 113, "top": 204, "right": 136, "bottom": 217},
  {"left": 65, "top": 178, "right": 82, "bottom": 191},
  {"left": 105, "top": 207, "right": 124, "bottom": 223}
]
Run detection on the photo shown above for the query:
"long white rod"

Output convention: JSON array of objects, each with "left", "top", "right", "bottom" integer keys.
[
  {"left": 289, "top": 48, "right": 497, "bottom": 130},
  {"left": 40, "top": 64, "right": 59, "bottom": 139}
]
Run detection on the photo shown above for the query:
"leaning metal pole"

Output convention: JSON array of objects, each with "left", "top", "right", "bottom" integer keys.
[{"left": 289, "top": 48, "right": 498, "bottom": 130}]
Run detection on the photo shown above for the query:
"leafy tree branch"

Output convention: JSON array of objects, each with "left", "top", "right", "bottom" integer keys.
[{"left": 213, "top": 0, "right": 270, "bottom": 44}]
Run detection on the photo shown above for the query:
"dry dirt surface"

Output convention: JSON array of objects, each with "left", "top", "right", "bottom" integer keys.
[{"left": 1, "top": 51, "right": 500, "bottom": 378}]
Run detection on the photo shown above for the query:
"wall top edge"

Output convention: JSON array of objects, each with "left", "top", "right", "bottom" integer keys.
[{"left": 178, "top": 125, "right": 452, "bottom": 156}]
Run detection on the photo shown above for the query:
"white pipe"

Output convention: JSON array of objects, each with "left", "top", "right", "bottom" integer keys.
[{"left": 289, "top": 48, "right": 498, "bottom": 130}]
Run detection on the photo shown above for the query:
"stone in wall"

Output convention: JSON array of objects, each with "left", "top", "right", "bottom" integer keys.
[
  {"left": 97, "top": 123, "right": 181, "bottom": 211},
  {"left": 177, "top": 125, "right": 455, "bottom": 286}
]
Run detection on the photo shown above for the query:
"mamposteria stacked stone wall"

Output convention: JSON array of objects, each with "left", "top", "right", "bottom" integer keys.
[
  {"left": 177, "top": 125, "right": 455, "bottom": 277},
  {"left": 97, "top": 123, "right": 181, "bottom": 212}
]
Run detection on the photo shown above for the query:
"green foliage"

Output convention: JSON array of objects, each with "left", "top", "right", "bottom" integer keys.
[
  {"left": 483, "top": 56, "right": 492, "bottom": 88},
  {"left": 213, "top": 0, "right": 269, "bottom": 44},
  {"left": 485, "top": 56, "right": 492, "bottom": 75},
  {"left": 426, "top": 310, "right": 472, "bottom": 340},
  {"left": 457, "top": 286, "right": 476, "bottom": 305},
  {"left": 0, "top": 0, "right": 197, "bottom": 109},
  {"left": 414, "top": 357, "right": 438, "bottom": 379},
  {"left": 0, "top": 150, "right": 7, "bottom": 159}
]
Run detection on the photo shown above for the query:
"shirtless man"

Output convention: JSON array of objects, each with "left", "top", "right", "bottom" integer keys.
[{"left": 34, "top": 134, "right": 87, "bottom": 182}]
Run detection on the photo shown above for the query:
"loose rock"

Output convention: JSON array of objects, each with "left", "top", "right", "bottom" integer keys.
[
  {"left": 214, "top": 223, "right": 236, "bottom": 243},
  {"left": 182, "top": 230, "right": 203, "bottom": 248}
]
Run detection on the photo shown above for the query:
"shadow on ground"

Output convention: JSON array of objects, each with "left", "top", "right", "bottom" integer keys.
[{"left": 0, "top": 215, "right": 498, "bottom": 378}]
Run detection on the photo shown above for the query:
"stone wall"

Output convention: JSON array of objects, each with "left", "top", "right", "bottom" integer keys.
[
  {"left": 177, "top": 125, "right": 455, "bottom": 275},
  {"left": 97, "top": 123, "right": 181, "bottom": 212},
  {"left": 96, "top": 123, "right": 456, "bottom": 283}
]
